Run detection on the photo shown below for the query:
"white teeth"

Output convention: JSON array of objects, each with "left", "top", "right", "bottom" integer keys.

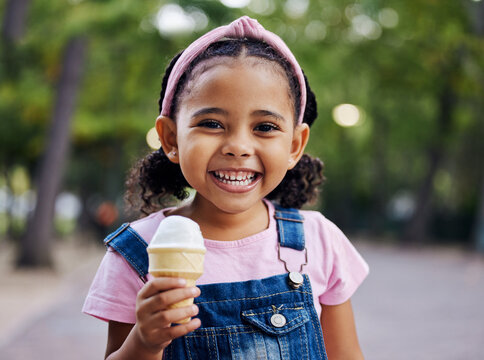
[{"left": 213, "top": 171, "right": 256, "bottom": 186}]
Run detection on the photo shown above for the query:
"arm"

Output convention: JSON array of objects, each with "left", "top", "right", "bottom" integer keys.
[
  {"left": 105, "top": 277, "right": 201, "bottom": 360},
  {"left": 320, "top": 299, "right": 364, "bottom": 360},
  {"left": 105, "top": 321, "right": 133, "bottom": 359}
]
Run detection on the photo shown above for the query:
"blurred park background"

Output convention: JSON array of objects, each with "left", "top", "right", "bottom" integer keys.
[{"left": 1, "top": 0, "right": 483, "bottom": 359}]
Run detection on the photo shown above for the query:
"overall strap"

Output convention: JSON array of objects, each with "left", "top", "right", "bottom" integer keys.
[
  {"left": 274, "top": 204, "right": 305, "bottom": 251},
  {"left": 104, "top": 223, "right": 149, "bottom": 282}
]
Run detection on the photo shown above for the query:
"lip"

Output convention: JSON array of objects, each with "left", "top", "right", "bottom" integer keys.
[{"left": 209, "top": 169, "right": 262, "bottom": 194}]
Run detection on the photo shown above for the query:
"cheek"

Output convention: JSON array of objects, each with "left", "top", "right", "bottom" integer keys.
[
  {"left": 262, "top": 142, "right": 292, "bottom": 173},
  {"left": 177, "top": 137, "right": 212, "bottom": 177},
  {"left": 266, "top": 137, "right": 293, "bottom": 158},
  {"left": 178, "top": 155, "right": 204, "bottom": 190},
  {"left": 179, "top": 135, "right": 213, "bottom": 158}
]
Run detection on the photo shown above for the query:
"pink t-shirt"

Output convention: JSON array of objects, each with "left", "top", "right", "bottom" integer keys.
[{"left": 83, "top": 200, "right": 369, "bottom": 324}]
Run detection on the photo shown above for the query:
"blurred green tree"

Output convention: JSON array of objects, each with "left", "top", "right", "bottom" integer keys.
[{"left": 1, "top": 0, "right": 483, "bottom": 268}]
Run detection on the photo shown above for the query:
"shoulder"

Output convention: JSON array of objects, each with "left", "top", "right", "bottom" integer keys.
[
  {"left": 299, "top": 209, "right": 363, "bottom": 262},
  {"left": 299, "top": 209, "right": 347, "bottom": 241},
  {"left": 270, "top": 202, "right": 348, "bottom": 249}
]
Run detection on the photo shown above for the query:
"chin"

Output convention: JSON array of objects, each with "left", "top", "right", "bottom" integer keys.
[{"left": 211, "top": 198, "right": 263, "bottom": 215}]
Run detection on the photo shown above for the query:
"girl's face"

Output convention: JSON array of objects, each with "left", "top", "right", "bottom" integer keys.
[{"left": 157, "top": 58, "right": 309, "bottom": 215}]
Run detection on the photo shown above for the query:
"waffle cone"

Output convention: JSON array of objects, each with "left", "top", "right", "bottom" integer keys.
[{"left": 148, "top": 247, "right": 205, "bottom": 324}]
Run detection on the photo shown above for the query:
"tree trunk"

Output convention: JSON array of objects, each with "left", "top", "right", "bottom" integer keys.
[
  {"left": 467, "top": 0, "right": 484, "bottom": 36},
  {"left": 17, "top": 36, "right": 87, "bottom": 268},
  {"left": 370, "top": 108, "right": 388, "bottom": 235},
  {"left": 402, "top": 149, "right": 442, "bottom": 243},
  {"left": 2, "top": 0, "right": 31, "bottom": 42},
  {"left": 402, "top": 81, "right": 456, "bottom": 244},
  {"left": 474, "top": 177, "right": 484, "bottom": 252}
]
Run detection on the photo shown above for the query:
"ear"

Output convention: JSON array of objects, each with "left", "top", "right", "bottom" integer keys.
[
  {"left": 288, "top": 123, "right": 310, "bottom": 170},
  {"left": 155, "top": 115, "right": 179, "bottom": 163}
]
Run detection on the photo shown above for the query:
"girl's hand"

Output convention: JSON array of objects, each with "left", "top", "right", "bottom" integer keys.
[{"left": 134, "top": 277, "right": 201, "bottom": 355}]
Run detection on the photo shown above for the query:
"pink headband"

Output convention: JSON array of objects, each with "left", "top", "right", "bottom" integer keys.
[{"left": 160, "top": 16, "right": 306, "bottom": 125}]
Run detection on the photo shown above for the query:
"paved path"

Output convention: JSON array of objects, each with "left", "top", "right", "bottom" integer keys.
[
  {"left": 0, "top": 241, "right": 483, "bottom": 359},
  {"left": 0, "top": 242, "right": 106, "bottom": 359},
  {"left": 353, "top": 242, "right": 484, "bottom": 360}
]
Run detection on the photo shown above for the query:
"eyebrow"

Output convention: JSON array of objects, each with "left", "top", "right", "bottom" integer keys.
[
  {"left": 252, "top": 110, "right": 287, "bottom": 123},
  {"left": 190, "top": 107, "right": 287, "bottom": 123},
  {"left": 191, "top": 107, "right": 228, "bottom": 118}
]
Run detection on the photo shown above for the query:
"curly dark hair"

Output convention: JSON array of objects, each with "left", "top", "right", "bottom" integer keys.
[{"left": 125, "top": 38, "right": 324, "bottom": 215}]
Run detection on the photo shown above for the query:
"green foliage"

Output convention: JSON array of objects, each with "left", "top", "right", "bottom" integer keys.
[{"left": 1, "top": 0, "right": 482, "bottom": 242}]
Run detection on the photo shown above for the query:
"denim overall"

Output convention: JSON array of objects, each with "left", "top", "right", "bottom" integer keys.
[{"left": 105, "top": 205, "right": 328, "bottom": 359}]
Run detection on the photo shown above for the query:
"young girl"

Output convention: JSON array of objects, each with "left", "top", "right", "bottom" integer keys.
[{"left": 83, "top": 16, "right": 369, "bottom": 360}]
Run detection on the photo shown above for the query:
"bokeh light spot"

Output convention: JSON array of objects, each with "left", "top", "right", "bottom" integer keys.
[
  {"left": 332, "top": 104, "right": 362, "bottom": 127},
  {"left": 146, "top": 127, "right": 161, "bottom": 150},
  {"left": 378, "top": 8, "right": 399, "bottom": 28},
  {"left": 154, "top": 4, "right": 207, "bottom": 36},
  {"left": 248, "top": 0, "right": 275, "bottom": 15},
  {"left": 352, "top": 14, "right": 382, "bottom": 40},
  {"left": 220, "top": 0, "right": 250, "bottom": 8},
  {"left": 284, "top": 0, "right": 309, "bottom": 19},
  {"left": 305, "top": 20, "right": 327, "bottom": 41}
]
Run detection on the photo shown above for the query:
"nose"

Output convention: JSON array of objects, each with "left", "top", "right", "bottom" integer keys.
[{"left": 221, "top": 129, "right": 254, "bottom": 157}]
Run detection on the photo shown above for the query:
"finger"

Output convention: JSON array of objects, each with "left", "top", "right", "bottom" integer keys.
[
  {"left": 151, "top": 304, "right": 200, "bottom": 326},
  {"left": 138, "top": 277, "right": 187, "bottom": 299},
  {"left": 142, "top": 287, "right": 201, "bottom": 314},
  {"left": 139, "top": 317, "right": 201, "bottom": 348},
  {"left": 158, "top": 318, "right": 202, "bottom": 343},
  {"left": 139, "top": 317, "right": 201, "bottom": 350}
]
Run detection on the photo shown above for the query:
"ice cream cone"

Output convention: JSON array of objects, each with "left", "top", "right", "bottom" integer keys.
[{"left": 148, "top": 247, "right": 206, "bottom": 324}]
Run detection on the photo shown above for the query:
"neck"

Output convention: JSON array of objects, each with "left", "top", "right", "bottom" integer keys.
[{"left": 169, "top": 195, "right": 269, "bottom": 241}]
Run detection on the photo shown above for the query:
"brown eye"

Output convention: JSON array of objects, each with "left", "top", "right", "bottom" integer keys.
[
  {"left": 255, "top": 123, "right": 279, "bottom": 132},
  {"left": 199, "top": 120, "right": 223, "bottom": 129}
]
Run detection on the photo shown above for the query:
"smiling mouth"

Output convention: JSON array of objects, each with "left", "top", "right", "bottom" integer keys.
[{"left": 212, "top": 170, "right": 259, "bottom": 186}]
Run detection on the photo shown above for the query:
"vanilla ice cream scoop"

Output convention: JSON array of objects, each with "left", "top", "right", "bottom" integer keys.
[{"left": 149, "top": 215, "right": 205, "bottom": 250}]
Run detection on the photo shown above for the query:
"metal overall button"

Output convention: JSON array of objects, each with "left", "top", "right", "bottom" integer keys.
[
  {"left": 270, "top": 313, "right": 287, "bottom": 328},
  {"left": 288, "top": 271, "right": 304, "bottom": 289}
]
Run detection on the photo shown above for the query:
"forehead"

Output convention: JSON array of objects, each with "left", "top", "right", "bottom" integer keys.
[
  {"left": 177, "top": 58, "right": 295, "bottom": 121},
  {"left": 178, "top": 56, "right": 294, "bottom": 112}
]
